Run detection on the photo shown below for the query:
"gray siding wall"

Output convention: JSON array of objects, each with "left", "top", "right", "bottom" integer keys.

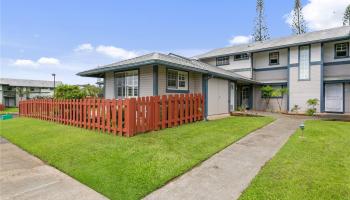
[
  {"left": 139, "top": 65, "right": 153, "bottom": 96},
  {"left": 324, "top": 64, "right": 350, "bottom": 79},
  {"left": 158, "top": 65, "right": 202, "bottom": 95},
  {"left": 323, "top": 39, "right": 350, "bottom": 63},
  {"left": 104, "top": 71, "right": 115, "bottom": 99},
  {"left": 253, "top": 48, "right": 288, "bottom": 68},
  {"left": 290, "top": 46, "right": 298, "bottom": 64},
  {"left": 322, "top": 40, "right": 350, "bottom": 80},
  {"left": 207, "top": 78, "right": 229, "bottom": 116},
  {"left": 253, "top": 85, "right": 287, "bottom": 112},
  {"left": 289, "top": 65, "right": 321, "bottom": 112},
  {"left": 254, "top": 69, "right": 288, "bottom": 82},
  {"left": 200, "top": 56, "right": 252, "bottom": 79},
  {"left": 346, "top": 83, "right": 350, "bottom": 113}
]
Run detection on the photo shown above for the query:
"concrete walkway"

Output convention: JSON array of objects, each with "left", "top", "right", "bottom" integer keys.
[
  {"left": 144, "top": 113, "right": 307, "bottom": 200},
  {"left": 0, "top": 137, "right": 107, "bottom": 200}
]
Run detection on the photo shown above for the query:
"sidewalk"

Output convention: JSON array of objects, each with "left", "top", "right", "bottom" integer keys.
[
  {"left": 144, "top": 113, "right": 307, "bottom": 200},
  {"left": 0, "top": 137, "right": 107, "bottom": 200}
]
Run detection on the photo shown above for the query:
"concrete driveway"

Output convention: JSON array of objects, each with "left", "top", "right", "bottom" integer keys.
[
  {"left": 144, "top": 113, "right": 307, "bottom": 200},
  {"left": 0, "top": 137, "right": 107, "bottom": 200}
]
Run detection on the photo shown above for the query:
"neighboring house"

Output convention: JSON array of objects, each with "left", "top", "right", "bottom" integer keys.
[
  {"left": 78, "top": 26, "right": 350, "bottom": 118},
  {"left": 0, "top": 78, "right": 62, "bottom": 107}
]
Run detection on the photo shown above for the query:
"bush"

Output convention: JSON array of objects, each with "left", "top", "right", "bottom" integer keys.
[
  {"left": 54, "top": 84, "right": 86, "bottom": 99},
  {"left": 54, "top": 84, "right": 102, "bottom": 99},
  {"left": 306, "top": 108, "right": 316, "bottom": 116},
  {"left": 306, "top": 98, "right": 319, "bottom": 115},
  {"left": 291, "top": 105, "right": 301, "bottom": 113}
]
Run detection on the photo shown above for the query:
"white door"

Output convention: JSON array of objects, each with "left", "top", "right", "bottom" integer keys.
[
  {"left": 325, "top": 83, "right": 343, "bottom": 112},
  {"left": 230, "top": 82, "right": 235, "bottom": 112}
]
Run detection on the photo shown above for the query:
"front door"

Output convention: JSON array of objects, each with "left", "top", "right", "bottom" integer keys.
[
  {"left": 325, "top": 83, "right": 343, "bottom": 113},
  {"left": 241, "top": 86, "right": 250, "bottom": 109}
]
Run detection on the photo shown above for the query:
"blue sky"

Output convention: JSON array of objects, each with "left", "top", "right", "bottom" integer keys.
[{"left": 1, "top": 0, "right": 348, "bottom": 84}]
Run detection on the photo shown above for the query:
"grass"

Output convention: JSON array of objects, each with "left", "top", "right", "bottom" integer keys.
[
  {"left": 0, "top": 107, "right": 19, "bottom": 114},
  {"left": 0, "top": 116, "right": 273, "bottom": 200},
  {"left": 239, "top": 120, "right": 350, "bottom": 200}
]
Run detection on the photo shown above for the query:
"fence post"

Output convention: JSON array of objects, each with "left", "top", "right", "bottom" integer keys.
[{"left": 125, "top": 98, "right": 136, "bottom": 137}]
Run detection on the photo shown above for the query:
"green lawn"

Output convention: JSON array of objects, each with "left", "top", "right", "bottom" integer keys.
[
  {"left": 239, "top": 120, "right": 350, "bottom": 200},
  {"left": 0, "top": 116, "right": 273, "bottom": 200},
  {"left": 0, "top": 107, "right": 19, "bottom": 114}
]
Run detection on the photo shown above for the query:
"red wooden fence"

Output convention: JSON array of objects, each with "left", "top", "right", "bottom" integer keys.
[
  {"left": 19, "top": 93, "right": 204, "bottom": 137},
  {"left": 0, "top": 104, "right": 4, "bottom": 111}
]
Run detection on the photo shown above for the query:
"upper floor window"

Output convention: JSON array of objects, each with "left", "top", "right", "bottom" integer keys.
[
  {"left": 115, "top": 70, "right": 138, "bottom": 99},
  {"left": 216, "top": 56, "right": 229, "bottom": 66},
  {"left": 299, "top": 45, "right": 310, "bottom": 80},
  {"left": 269, "top": 52, "right": 279, "bottom": 65},
  {"left": 167, "top": 69, "right": 188, "bottom": 91},
  {"left": 334, "top": 42, "right": 349, "bottom": 58},
  {"left": 234, "top": 53, "right": 249, "bottom": 61}
]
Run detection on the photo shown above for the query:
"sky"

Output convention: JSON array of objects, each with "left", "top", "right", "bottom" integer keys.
[{"left": 1, "top": 0, "right": 349, "bottom": 84}]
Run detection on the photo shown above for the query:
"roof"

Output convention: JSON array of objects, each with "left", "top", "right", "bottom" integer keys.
[
  {"left": 0, "top": 78, "right": 62, "bottom": 88},
  {"left": 77, "top": 52, "right": 257, "bottom": 83},
  {"left": 196, "top": 26, "right": 350, "bottom": 59}
]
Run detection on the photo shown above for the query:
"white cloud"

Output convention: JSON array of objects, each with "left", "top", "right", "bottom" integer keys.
[
  {"left": 13, "top": 59, "right": 38, "bottom": 67},
  {"left": 285, "top": 0, "right": 349, "bottom": 31},
  {"left": 229, "top": 35, "right": 252, "bottom": 45},
  {"left": 74, "top": 43, "right": 94, "bottom": 52},
  {"left": 96, "top": 45, "right": 138, "bottom": 59},
  {"left": 37, "top": 57, "right": 60, "bottom": 65},
  {"left": 12, "top": 57, "right": 60, "bottom": 68}
]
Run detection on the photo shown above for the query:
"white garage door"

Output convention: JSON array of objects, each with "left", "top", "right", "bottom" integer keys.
[{"left": 325, "top": 83, "right": 343, "bottom": 113}]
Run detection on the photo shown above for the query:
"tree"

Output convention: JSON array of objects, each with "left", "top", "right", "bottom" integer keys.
[
  {"left": 261, "top": 85, "right": 274, "bottom": 110},
  {"left": 306, "top": 98, "right": 319, "bottom": 116},
  {"left": 291, "top": 0, "right": 307, "bottom": 34},
  {"left": 253, "top": 0, "right": 270, "bottom": 42},
  {"left": 272, "top": 87, "right": 288, "bottom": 112},
  {"left": 16, "top": 87, "right": 29, "bottom": 101},
  {"left": 54, "top": 84, "right": 102, "bottom": 99},
  {"left": 54, "top": 84, "right": 86, "bottom": 99},
  {"left": 343, "top": 4, "right": 350, "bottom": 26},
  {"left": 82, "top": 84, "right": 103, "bottom": 98}
]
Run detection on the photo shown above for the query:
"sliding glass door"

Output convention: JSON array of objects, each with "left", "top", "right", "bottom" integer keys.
[{"left": 115, "top": 70, "right": 138, "bottom": 99}]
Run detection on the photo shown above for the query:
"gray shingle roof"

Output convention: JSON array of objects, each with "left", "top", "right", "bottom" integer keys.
[
  {"left": 77, "top": 52, "right": 257, "bottom": 83},
  {"left": 0, "top": 78, "right": 62, "bottom": 88},
  {"left": 195, "top": 26, "right": 350, "bottom": 59}
]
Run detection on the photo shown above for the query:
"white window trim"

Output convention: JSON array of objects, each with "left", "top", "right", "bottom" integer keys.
[
  {"left": 299, "top": 45, "right": 310, "bottom": 80},
  {"left": 166, "top": 69, "right": 189, "bottom": 92},
  {"left": 114, "top": 70, "right": 139, "bottom": 99}
]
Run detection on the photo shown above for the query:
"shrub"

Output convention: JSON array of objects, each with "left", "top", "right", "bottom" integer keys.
[
  {"left": 306, "top": 98, "right": 319, "bottom": 116},
  {"left": 306, "top": 108, "right": 316, "bottom": 116},
  {"left": 54, "top": 84, "right": 102, "bottom": 99},
  {"left": 261, "top": 85, "right": 274, "bottom": 111},
  {"left": 54, "top": 84, "right": 86, "bottom": 99},
  {"left": 291, "top": 105, "right": 301, "bottom": 113}
]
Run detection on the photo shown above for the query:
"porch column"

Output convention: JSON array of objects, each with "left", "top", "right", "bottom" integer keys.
[
  {"left": 153, "top": 65, "right": 158, "bottom": 96},
  {"left": 202, "top": 74, "right": 208, "bottom": 119}
]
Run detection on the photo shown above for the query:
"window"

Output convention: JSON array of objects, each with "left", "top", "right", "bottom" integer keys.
[
  {"left": 335, "top": 42, "right": 349, "bottom": 58},
  {"left": 166, "top": 69, "right": 188, "bottom": 91},
  {"left": 216, "top": 56, "right": 229, "bottom": 66},
  {"left": 115, "top": 70, "right": 138, "bottom": 98},
  {"left": 299, "top": 45, "right": 310, "bottom": 80},
  {"left": 234, "top": 53, "right": 249, "bottom": 61},
  {"left": 269, "top": 52, "right": 279, "bottom": 65}
]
